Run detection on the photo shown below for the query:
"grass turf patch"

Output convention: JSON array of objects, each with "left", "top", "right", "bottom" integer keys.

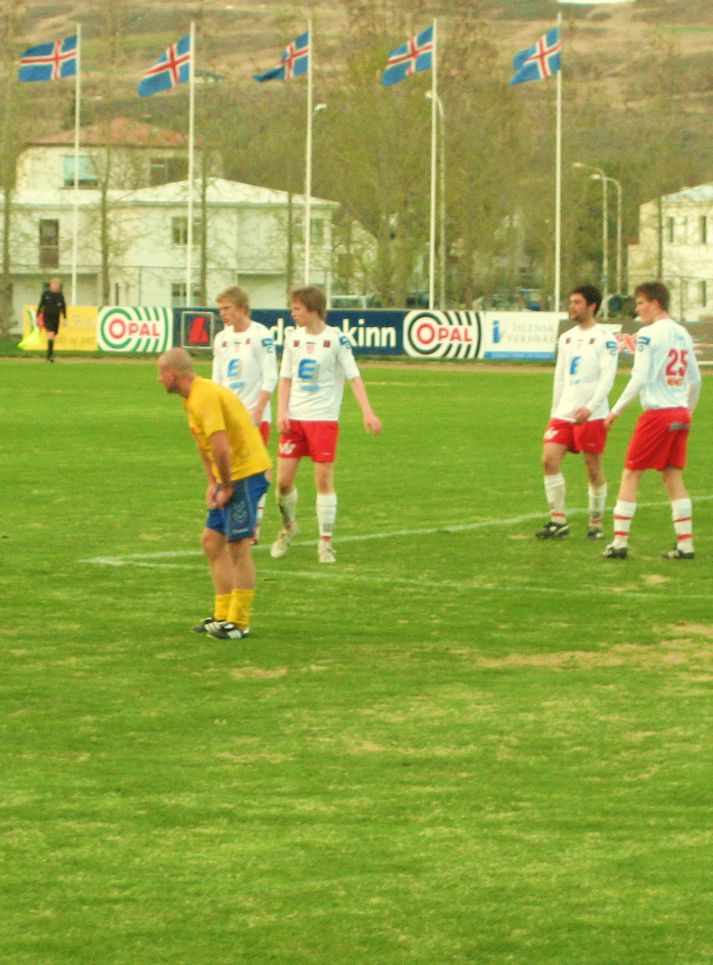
[{"left": 1, "top": 360, "right": 712, "bottom": 963}]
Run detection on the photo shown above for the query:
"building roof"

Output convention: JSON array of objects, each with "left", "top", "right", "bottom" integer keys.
[
  {"left": 127, "top": 177, "right": 337, "bottom": 208},
  {"left": 663, "top": 183, "right": 713, "bottom": 203},
  {"left": 8, "top": 177, "right": 336, "bottom": 210},
  {"left": 30, "top": 116, "right": 187, "bottom": 149}
]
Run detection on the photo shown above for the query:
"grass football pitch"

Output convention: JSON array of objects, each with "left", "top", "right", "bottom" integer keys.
[{"left": 1, "top": 358, "right": 712, "bottom": 964}]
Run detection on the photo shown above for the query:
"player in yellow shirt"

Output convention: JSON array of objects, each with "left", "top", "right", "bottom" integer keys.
[{"left": 158, "top": 347, "right": 272, "bottom": 640}]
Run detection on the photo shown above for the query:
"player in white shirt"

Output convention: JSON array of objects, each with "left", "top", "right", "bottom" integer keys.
[
  {"left": 270, "top": 285, "right": 382, "bottom": 564},
  {"left": 213, "top": 287, "right": 278, "bottom": 440},
  {"left": 602, "top": 281, "right": 701, "bottom": 560},
  {"left": 536, "top": 285, "right": 618, "bottom": 540}
]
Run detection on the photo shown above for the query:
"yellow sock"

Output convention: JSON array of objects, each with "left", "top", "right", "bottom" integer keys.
[
  {"left": 214, "top": 593, "right": 231, "bottom": 621},
  {"left": 228, "top": 589, "right": 254, "bottom": 631}
]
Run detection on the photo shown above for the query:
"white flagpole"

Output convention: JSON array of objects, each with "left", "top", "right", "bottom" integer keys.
[
  {"left": 304, "top": 20, "right": 313, "bottom": 285},
  {"left": 186, "top": 21, "right": 196, "bottom": 305},
  {"left": 554, "top": 12, "right": 563, "bottom": 312},
  {"left": 428, "top": 19, "right": 438, "bottom": 311},
  {"left": 70, "top": 23, "right": 81, "bottom": 306}
]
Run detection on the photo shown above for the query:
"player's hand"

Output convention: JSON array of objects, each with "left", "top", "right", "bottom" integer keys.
[
  {"left": 364, "top": 414, "right": 382, "bottom": 435},
  {"left": 206, "top": 484, "right": 220, "bottom": 508},
  {"left": 574, "top": 407, "right": 591, "bottom": 424},
  {"left": 214, "top": 483, "right": 233, "bottom": 508},
  {"left": 604, "top": 413, "right": 616, "bottom": 431},
  {"left": 277, "top": 415, "right": 290, "bottom": 434}
]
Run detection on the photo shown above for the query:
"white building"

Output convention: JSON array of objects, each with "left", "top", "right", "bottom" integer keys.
[
  {"left": 3, "top": 116, "right": 336, "bottom": 324},
  {"left": 628, "top": 183, "right": 713, "bottom": 322}
]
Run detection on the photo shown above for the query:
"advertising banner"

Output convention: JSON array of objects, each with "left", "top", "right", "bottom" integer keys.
[
  {"left": 480, "top": 311, "right": 563, "bottom": 360},
  {"left": 177, "top": 308, "right": 404, "bottom": 356},
  {"left": 98, "top": 306, "right": 173, "bottom": 353},
  {"left": 173, "top": 307, "right": 561, "bottom": 360},
  {"left": 178, "top": 310, "right": 219, "bottom": 349},
  {"left": 402, "top": 310, "right": 482, "bottom": 359},
  {"left": 22, "top": 304, "right": 98, "bottom": 352}
]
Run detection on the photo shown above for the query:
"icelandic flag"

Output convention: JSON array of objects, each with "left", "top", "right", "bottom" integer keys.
[
  {"left": 253, "top": 32, "right": 309, "bottom": 82},
  {"left": 138, "top": 35, "right": 191, "bottom": 97},
  {"left": 18, "top": 35, "right": 77, "bottom": 82},
  {"left": 382, "top": 25, "right": 433, "bottom": 87},
  {"left": 510, "top": 28, "right": 561, "bottom": 85}
]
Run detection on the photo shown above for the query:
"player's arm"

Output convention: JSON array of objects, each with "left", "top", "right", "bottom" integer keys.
[
  {"left": 348, "top": 376, "right": 382, "bottom": 435},
  {"left": 551, "top": 337, "right": 565, "bottom": 415},
  {"left": 276, "top": 340, "right": 293, "bottom": 434},
  {"left": 192, "top": 433, "right": 220, "bottom": 507},
  {"left": 276, "top": 378, "right": 292, "bottom": 434},
  {"left": 686, "top": 335, "right": 702, "bottom": 413},
  {"left": 252, "top": 334, "right": 278, "bottom": 424},
  {"left": 605, "top": 334, "right": 651, "bottom": 428},
  {"left": 208, "top": 430, "right": 234, "bottom": 508},
  {"left": 211, "top": 338, "right": 221, "bottom": 383},
  {"left": 59, "top": 294, "right": 67, "bottom": 318},
  {"left": 577, "top": 336, "right": 619, "bottom": 423}
]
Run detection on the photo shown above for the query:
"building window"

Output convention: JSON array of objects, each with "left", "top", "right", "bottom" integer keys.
[
  {"left": 700, "top": 280, "right": 708, "bottom": 307},
  {"left": 171, "top": 282, "right": 200, "bottom": 306},
  {"left": 63, "top": 154, "right": 98, "bottom": 188},
  {"left": 700, "top": 216, "right": 708, "bottom": 245},
  {"left": 293, "top": 216, "right": 326, "bottom": 245},
  {"left": 150, "top": 157, "right": 187, "bottom": 186},
  {"left": 171, "top": 216, "right": 202, "bottom": 246},
  {"left": 312, "top": 218, "right": 325, "bottom": 245},
  {"left": 39, "top": 219, "right": 59, "bottom": 268},
  {"left": 665, "top": 216, "right": 675, "bottom": 244}
]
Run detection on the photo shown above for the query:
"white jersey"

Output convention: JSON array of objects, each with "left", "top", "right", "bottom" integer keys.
[
  {"left": 611, "top": 317, "right": 701, "bottom": 416},
  {"left": 280, "top": 325, "right": 361, "bottom": 421},
  {"left": 551, "top": 322, "right": 619, "bottom": 421},
  {"left": 211, "top": 321, "right": 278, "bottom": 423}
]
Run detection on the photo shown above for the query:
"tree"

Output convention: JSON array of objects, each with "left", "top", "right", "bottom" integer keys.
[{"left": 0, "top": 1, "right": 27, "bottom": 335}]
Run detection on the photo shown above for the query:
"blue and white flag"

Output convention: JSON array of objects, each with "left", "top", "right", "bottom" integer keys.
[
  {"left": 18, "top": 35, "right": 77, "bottom": 82},
  {"left": 138, "top": 35, "right": 191, "bottom": 97},
  {"left": 254, "top": 32, "right": 309, "bottom": 82},
  {"left": 381, "top": 25, "right": 433, "bottom": 86},
  {"left": 510, "top": 28, "right": 561, "bottom": 85}
]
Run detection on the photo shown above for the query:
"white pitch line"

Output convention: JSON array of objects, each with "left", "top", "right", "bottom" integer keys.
[
  {"left": 78, "top": 496, "right": 713, "bottom": 601},
  {"left": 80, "top": 495, "right": 713, "bottom": 567}
]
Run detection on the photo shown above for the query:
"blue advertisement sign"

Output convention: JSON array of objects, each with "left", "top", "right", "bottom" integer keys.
[{"left": 172, "top": 308, "right": 559, "bottom": 361}]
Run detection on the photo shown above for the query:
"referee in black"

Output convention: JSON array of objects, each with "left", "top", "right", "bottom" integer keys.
[{"left": 37, "top": 278, "right": 67, "bottom": 362}]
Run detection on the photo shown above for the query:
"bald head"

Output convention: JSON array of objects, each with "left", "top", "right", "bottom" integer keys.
[
  {"left": 158, "top": 347, "right": 196, "bottom": 397},
  {"left": 158, "top": 347, "right": 194, "bottom": 374}
]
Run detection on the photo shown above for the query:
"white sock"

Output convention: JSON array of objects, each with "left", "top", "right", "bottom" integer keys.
[
  {"left": 612, "top": 500, "right": 636, "bottom": 548},
  {"left": 316, "top": 492, "right": 337, "bottom": 540},
  {"left": 255, "top": 493, "right": 267, "bottom": 529},
  {"left": 588, "top": 483, "right": 607, "bottom": 526},
  {"left": 278, "top": 488, "right": 298, "bottom": 528},
  {"left": 544, "top": 473, "right": 566, "bottom": 522},
  {"left": 671, "top": 498, "right": 693, "bottom": 552}
]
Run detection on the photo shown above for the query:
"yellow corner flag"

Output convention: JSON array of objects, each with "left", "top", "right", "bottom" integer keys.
[{"left": 18, "top": 326, "right": 46, "bottom": 351}]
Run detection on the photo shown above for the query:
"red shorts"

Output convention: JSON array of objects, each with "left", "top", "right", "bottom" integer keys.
[
  {"left": 543, "top": 418, "right": 607, "bottom": 455},
  {"left": 258, "top": 421, "right": 270, "bottom": 445},
  {"left": 625, "top": 408, "right": 691, "bottom": 471},
  {"left": 278, "top": 419, "right": 339, "bottom": 463}
]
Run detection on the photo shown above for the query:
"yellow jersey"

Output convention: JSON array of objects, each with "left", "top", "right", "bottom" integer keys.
[{"left": 184, "top": 376, "right": 272, "bottom": 481}]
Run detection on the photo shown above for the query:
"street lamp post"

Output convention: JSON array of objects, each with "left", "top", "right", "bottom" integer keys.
[
  {"left": 592, "top": 173, "right": 623, "bottom": 296},
  {"left": 426, "top": 91, "right": 446, "bottom": 308},
  {"left": 573, "top": 161, "right": 609, "bottom": 316}
]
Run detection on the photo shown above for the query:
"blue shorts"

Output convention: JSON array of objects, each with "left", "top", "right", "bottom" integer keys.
[{"left": 205, "top": 472, "right": 269, "bottom": 542}]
